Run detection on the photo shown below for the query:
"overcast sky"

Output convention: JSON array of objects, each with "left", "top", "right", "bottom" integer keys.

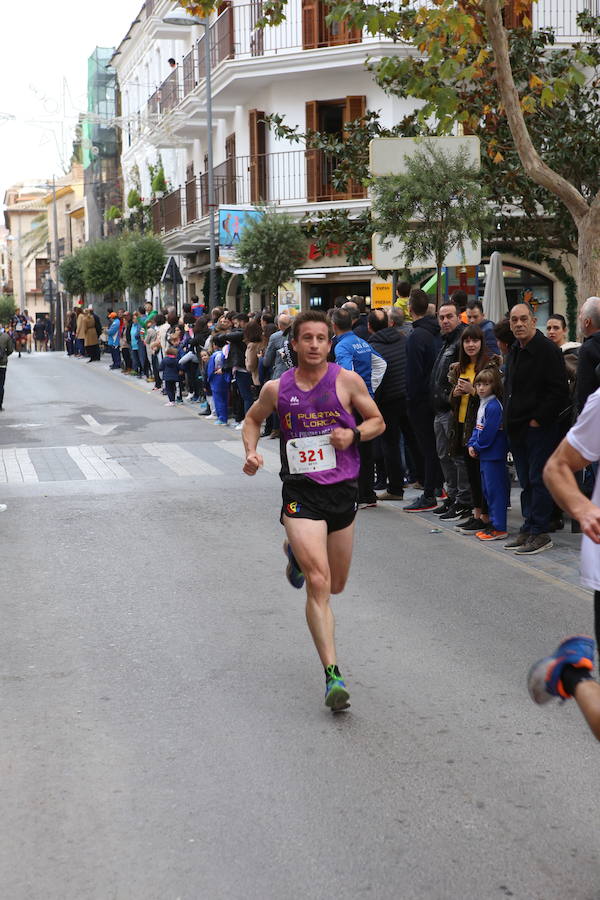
[{"left": 0, "top": 0, "right": 142, "bottom": 208}]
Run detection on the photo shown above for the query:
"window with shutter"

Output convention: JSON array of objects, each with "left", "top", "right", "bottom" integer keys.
[
  {"left": 306, "top": 101, "right": 319, "bottom": 202},
  {"left": 343, "top": 96, "right": 366, "bottom": 199},
  {"left": 305, "top": 97, "right": 365, "bottom": 201},
  {"left": 249, "top": 110, "right": 267, "bottom": 202},
  {"left": 225, "top": 134, "right": 237, "bottom": 204},
  {"left": 302, "top": 0, "right": 319, "bottom": 49},
  {"left": 303, "top": 0, "right": 361, "bottom": 48}
]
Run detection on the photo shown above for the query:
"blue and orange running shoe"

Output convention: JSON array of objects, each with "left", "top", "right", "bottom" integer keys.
[
  {"left": 325, "top": 667, "right": 350, "bottom": 711},
  {"left": 283, "top": 540, "right": 304, "bottom": 590},
  {"left": 527, "top": 634, "right": 595, "bottom": 704}
]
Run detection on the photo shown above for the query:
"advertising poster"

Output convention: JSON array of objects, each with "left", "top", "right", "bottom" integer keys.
[
  {"left": 218, "top": 208, "right": 262, "bottom": 265},
  {"left": 277, "top": 281, "right": 301, "bottom": 316}
]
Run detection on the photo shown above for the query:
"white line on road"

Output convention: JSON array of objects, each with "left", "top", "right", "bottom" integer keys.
[
  {"left": 141, "top": 443, "right": 222, "bottom": 477},
  {"left": 65, "top": 445, "right": 130, "bottom": 481},
  {"left": 0, "top": 448, "right": 39, "bottom": 484},
  {"left": 215, "top": 440, "right": 280, "bottom": 474}
]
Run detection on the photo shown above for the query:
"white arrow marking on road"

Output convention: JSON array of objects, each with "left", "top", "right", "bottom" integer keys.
[{"left": 76, "top": 414, "right": 120, "bottom": 436}]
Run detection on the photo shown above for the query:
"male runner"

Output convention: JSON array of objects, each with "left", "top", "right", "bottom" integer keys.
[
  {"left": 242, "top": 310, "right": 385, "bottom": 710},
  {"left": 527, "top": 386, "right": 600, "bottom": 740}
]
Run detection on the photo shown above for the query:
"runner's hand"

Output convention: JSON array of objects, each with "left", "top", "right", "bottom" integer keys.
[
  {"left": 243, "top": 452, "right": 264, "bottom": 476},
  {"left": 329, "top": 427, "right": 354, "bottom": 450},
  {"left": 579, "top": 502, "right": 600, "bottom": 544}
]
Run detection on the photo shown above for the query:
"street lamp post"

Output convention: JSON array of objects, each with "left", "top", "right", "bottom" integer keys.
[{"left": 162, "top": 7, "right": 218, "bottom": 310}]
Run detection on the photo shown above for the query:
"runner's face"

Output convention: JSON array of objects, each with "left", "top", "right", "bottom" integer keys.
[{"left": 292, "top": 323, "right": 331, "bottom": 366}]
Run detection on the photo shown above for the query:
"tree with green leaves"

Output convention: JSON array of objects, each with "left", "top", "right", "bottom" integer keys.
[
  {"left": 0, "top": 295, "right": 16, "bottom": 324},
  {"left": 371, "top": 141, "right": 491, "bottom": 307},
  {"left": 60, "top": 250, "right": 87, "bottom": 298},
  {"left": 235, "top": 208, "right": 306, "bottom": 306},
  {"left": 120, "top": 234, "right": 165, "bottom": 296},
  {"left": 234, "top": 0, "right": 600, "bottom": 312},
  {"left": 81, "top": 238, "right": 125, "bottom": 300}
]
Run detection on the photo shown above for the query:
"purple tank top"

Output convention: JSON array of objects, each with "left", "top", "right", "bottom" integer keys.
[{"left": 278, "top": 363, "right": 360, "bottom": 485}]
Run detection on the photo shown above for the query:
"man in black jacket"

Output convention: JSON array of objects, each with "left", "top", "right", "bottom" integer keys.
[
  {"left": 576, "top": 296, "right": 600, "bottom": 413},
  {"left": 404, "top": 289, "right": 443, "bottom": 512},
  {"left": 368, "top": 308, "right": 409, "bottom": 500},
  {"left": 504, "top": 303, "right": 569, "bottom": 555},
  {"left": 430, "top": 301, "right": 470, "bottom": 520}
]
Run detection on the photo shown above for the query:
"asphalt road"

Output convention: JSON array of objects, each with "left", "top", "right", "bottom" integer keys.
[{"left": 1, "top": 351, "right": 599, "bottom": 900}]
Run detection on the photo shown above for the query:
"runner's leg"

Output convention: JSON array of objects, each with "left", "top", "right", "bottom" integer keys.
[
  {"left": 327, "top": 521, "right": 355, "bottom": 595},
  {"left": 282, "top": 515, "right": 335, "bottom": 667}
]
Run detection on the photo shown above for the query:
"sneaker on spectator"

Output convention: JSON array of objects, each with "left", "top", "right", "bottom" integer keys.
[
  {"left": 432, "top": 499, "right": 453, "bottom": 516},
  {"left": 358, "top": 500, "right": 378, "bottom": 509},
  {"left": 476, "top": 529, "right": 508, "bottom": 541},
  {"left": 235, "top": 422, "right": 244, "bottom": 430},
  {"left": 504, "top": 532, "right": 530, "bottom": 550},
  {"left": 439, "top": 502, "right": 470, "bottom": 521},
  {"left": 515, "top": 533, "right": 553, "bottom": 555},
  {"left": 455, "top": 516, "right": 486, "bottom": 534},
  {"left": 403, "top": 494, "right": 437, "bottom": 513},
  {"left": 375, "top": 490, "right": 404, "bottom": 501},
  {"left": 164, "top": 401, "right": 175, "bottom": 407}
]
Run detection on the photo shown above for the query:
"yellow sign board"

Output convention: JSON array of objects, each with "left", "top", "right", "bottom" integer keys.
[{"left": 371, "top": 282, "right": 394, "bottom": 304}]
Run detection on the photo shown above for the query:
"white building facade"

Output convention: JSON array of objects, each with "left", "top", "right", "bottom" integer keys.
[{"left": 111, "top": 0, "right": 592, "bottom": 316}]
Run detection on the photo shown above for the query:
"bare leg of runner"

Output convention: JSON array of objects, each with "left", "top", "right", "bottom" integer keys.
[
  {"left": 283, "top": 516, "right": 335, "bottom": 666},
  {"left": 327, "top": 521, "right": 355, "bottom": 595},
  {"left": 572, "top": 679, "right": 600, "bottom": 741}
]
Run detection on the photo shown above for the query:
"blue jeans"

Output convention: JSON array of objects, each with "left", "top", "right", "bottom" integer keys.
[
  {"left": 131, "top": 348, "right": 142, "bottom": 375},
  {"left": 235, "top": 370, "right": 254, "bottom": 415},
  {"left": 510, "top": 424, "right": 560, "bottom": 535},
  {"left": 110, "top": 346, "right": 121, "bottom": 367}
]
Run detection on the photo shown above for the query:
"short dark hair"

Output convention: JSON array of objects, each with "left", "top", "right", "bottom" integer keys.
[
  {"left": 493, "top": 318, "right": 515, "bottom": 347},
  {"left": 154, "top": 314, "right": 166, "bottom": 326},
  {"left": 261, "top": 312, "right": 274, "bottom": 324},
  {"left": 397, "top": 280, "right": 411, "bottom": 298},
  {"left": 409, "top": 288, "right": 429, "bottom": 317},
  {"left": 330, "top": 308, "right": 353, "bottom": 333},
  {"left": 438, "top": 301, "right": 459, "bottom": 316},
  {"left": 467, "top": 298, "right": 484, "bottom": 313},
  {"left": 333, "top": 296, "right": 347, "bottom": 308},
  {"left": 234, "top": 312, "right": 249, "bottom": 324},
  {"left": 368, "top": 309, "right": 388, "bottom": 332},
  {"left": 292, "top": 310, "right": 333, "bottom": 341},
  {"left": 451, "top": 289, "right": 468, "bottom": 311},
  {"left": 351, "top": 294, "right": 366, "bottom": 313}
]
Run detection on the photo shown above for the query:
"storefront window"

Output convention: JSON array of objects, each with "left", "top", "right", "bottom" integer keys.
[{"left": 478, "top": 262, "right": 553, "bottom": 328}]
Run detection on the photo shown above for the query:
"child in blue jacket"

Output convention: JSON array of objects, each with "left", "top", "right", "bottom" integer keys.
[
  {"left": 159, "top": 346, "right": 183, "bottom": 406},
  {"left": 467, "top": 367, "right": 509, "bottom": 540}
]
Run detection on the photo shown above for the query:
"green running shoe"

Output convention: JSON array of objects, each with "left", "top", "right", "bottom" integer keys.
[{"left": 325, "top": 674, "right": 350, "bottom": 711}]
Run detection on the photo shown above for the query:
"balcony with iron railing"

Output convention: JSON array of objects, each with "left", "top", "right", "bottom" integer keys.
[{"left": 150, "top": 149, "right": 367, "bottom": 236}]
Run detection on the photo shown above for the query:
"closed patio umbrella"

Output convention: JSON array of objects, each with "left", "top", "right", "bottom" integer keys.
[{"left": 482, "top": 251, "right": 508, "bottom": 323}]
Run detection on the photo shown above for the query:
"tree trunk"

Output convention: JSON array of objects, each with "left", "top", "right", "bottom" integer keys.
[
  {"left": 436, "top": 260, "right": 443, "bottom": 309},
  {"left": 577, "top": 215, "right": 600, "bottom": 302}
]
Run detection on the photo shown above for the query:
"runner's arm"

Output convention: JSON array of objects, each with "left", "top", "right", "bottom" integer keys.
[
  {"left": 330, "top": 370, "right": 385, "bottom": 450},
  {"left": 543, "top": 438, "right": 600, "bottom": 543},
  {"left": 241, "top": 381, "right": 278, "bottom": 475}
]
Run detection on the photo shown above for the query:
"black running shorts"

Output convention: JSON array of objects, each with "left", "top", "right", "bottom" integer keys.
[{"left": 280, "top": 478, "right": 358, "bottom": 534}]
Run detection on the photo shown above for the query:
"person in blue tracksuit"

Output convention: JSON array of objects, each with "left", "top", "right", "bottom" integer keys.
[
  {"left": 207, "top": 333, "right": 230, "bottom": 425},
  {"left": 107, "top": 313, "right": 121, "bottom": 369},
  {"left": 467, "top": 366, "right": 509, "bottom": 539}
]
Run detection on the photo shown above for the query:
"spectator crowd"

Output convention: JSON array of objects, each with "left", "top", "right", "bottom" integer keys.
[{"left": 5, "top": 284, "right": 600, "bottom": 558}]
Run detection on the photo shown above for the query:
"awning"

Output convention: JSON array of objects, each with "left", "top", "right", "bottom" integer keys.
[{"left": 294, "top": 265, "right": 374, "bottom": 279}]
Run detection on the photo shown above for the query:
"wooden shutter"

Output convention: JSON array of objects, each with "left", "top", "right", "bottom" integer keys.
[
  {"left": 225, "top": 133, "right": 237, "bottom": 204},
  {"left": 249, "top": 109, "right": 267, "bottom": 202},
  {"left": 343, "top": 96, "right": 366, "bottom": 199},
  {"left": 305, "top": 101, "right": 319, "bottom": 202},
  {"left": 302, "top": 0, "right": 319, "bottom": 49},
  {"left": 503, "top": 0, "right": 532, "bottom": 28}
]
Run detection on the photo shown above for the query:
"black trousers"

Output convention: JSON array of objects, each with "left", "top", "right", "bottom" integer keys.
[
  {"left": 0, "top": 365, "right": 6, "bottom": 408},
  {"left": 408, "top": 400, "right": 443, "bottom": 499},
  {"left": 595, "top": 591, "right": 600, "bottom": 660}
]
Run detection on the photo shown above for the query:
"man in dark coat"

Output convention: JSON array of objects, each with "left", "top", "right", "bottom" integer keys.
[{"left": 504, "top": 303, "right": 569, "bottom": 555}]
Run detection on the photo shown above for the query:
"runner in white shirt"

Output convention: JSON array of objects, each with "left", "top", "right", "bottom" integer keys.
[{"left": 527, "top": 387, "right": 600, "bottom": 740}]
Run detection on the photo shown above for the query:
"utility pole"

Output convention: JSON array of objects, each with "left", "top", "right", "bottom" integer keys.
[
  {"left": 204, "top": 22, "right": 217, "bottom": 311},
  {"left": 51, "top": 176, "right": 63, "bottom": 351}
]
